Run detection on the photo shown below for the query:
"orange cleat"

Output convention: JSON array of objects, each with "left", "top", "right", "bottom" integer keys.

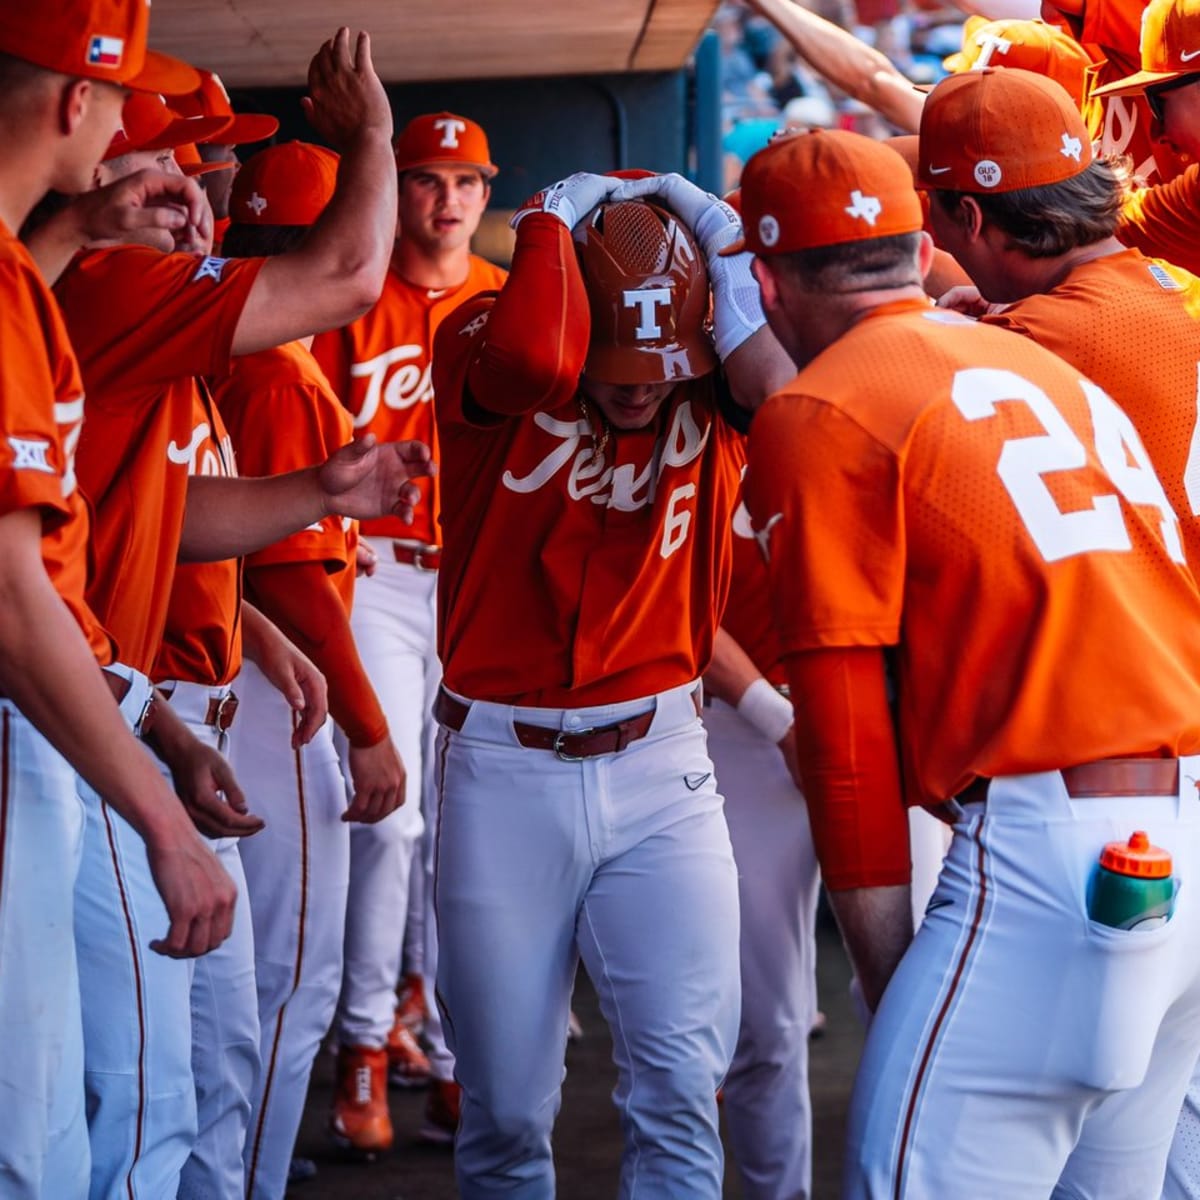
[
  {"left": 386, "top": 1012, "right": 433, "bottom": 1088},
  {"left": 420, "top": 1079, "right": 462, "bottom": 1145},
  {"left": 330, "top": 1044, "right": 393, "bottom": 1156},
  {"left": 395, "top": 973, "right": 428, "bottom": 1034}
]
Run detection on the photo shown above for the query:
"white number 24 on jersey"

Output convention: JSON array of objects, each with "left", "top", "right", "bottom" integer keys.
[{"left": 952, "top": 367, "right": 1185, "bottom": 565}]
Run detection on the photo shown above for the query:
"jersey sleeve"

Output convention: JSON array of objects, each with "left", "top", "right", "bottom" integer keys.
[
  {"left": 0, "top": 257, "right": 76, "bottom": 526},
  {"left": 224, "top": 378, "right": 352, "bottom": 571},
  {"left": 744, "top": 393, "right": 905, "bottom": 652},
  {"left": 432, "top": 213, "right": 590, "bottom": 422},
  {"left": 1117, "top": 169, "right": 1200, "bottom": 277},
  {"left": 310, "top": 326, "right": 353, "bottom": 407},
  {"left": 55, "top": 248, "right": 265, "bottom": 396}
]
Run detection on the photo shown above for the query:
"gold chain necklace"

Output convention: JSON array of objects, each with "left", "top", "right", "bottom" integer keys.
[{"left": 576, "top": 394, "right": 611, "bottom": 462}]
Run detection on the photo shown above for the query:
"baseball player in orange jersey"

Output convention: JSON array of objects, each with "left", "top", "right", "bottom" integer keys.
[
  {"left": 740, "top": 128, "right": 1200, "bottom": 1199},
  {"left": 705, "top": 469, "right": 950, "bottom": 1200},
  {"left": 214, "top": 140, "right": 410, "bottom": 1193},
  {"left": 430, "top": 167, "right": 793, "bottom": 1195},
  {"left": 920, "top": 64, "right": 1200, "bottom": 1199},
  {"left": 311, "top": 110, "right": 507, "bottom": 1145},
  {"left": 0, "top": 6, "right": 248, "bottom": 1196},
  {"left": 171, "top": 69, "right": 280, "bottom": 251},
  {"left": 53, "top": 30, "right": 433, "bottom": 1200},
  {"left": 1092, "top": 0, "right": 1200, "bottom": 273}
]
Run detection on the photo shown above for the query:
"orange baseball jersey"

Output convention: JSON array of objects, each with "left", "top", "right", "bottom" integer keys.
[
  {"left": 722, "top": 443, "right": 787, "bottom": 687},
  {"left": 0, "top": 226, "right": 112, "bottom": 665},
  {"left": 982, "top": 248, "right": 1200, "bottom": 567},
  {"left": 745, "top": 297, "right": 1200, "bottom": 806},
  {"left": 1043, "top": 0, "right": 1184, "bottom": 180},
  {"left": 54, "top": 246, "right": 264, "bottom": 675},
  {"left": 152, "top": 385, "right": 242, "bottom": 685},
  {"left": 310, "top": 256, "right": 507, "bottom": 546},
  {"left": 435, "top": 301, "right": 743, "bottom": 707},
  {"left": 1118, "top": 166, "right": 1200, "bottom": 274},
  {"left": 215, "top": 340, "right": 358, "bottom": 609}
]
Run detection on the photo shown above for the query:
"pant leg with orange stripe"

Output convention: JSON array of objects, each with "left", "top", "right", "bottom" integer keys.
[
  {"left": 230, "top": 660, "right": 350, "bottom": 1200},
  {"left": 844, "top": 767, "right": 1200, "bottom": 1200}
]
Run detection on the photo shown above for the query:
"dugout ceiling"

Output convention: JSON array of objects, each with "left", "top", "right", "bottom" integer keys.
[{"left": 149, "top": 0, "right": 722, "bottom": 87}]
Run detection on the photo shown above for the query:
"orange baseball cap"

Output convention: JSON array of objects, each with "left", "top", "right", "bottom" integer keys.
[
  {"left": 0, "top": 0, "right": 199, "bottom": 96},
  {"left": 917, "top": 68, "right": 1093, "bottom": 193},
  {"left": 230, "top": 142, "right": 340, "bottom": 227},
  {"left": 170, "top": 69, "right": 280, "bottom": 145},
  {"left": 104, "top": 92, "right": 230, "bottom": 161},
  {"left": 1093, "top": 0, "right": 1200, "bottom": 96},
  {"left": 175, "top": 142, "right": 236, "bottom": 177},
  {"left": 723, "top": 129, "right": 924, "bottom": 256},
  {"left": 942, "top": 17, "right": 1095, "bottom": 109},
  {"left": 393, "top": 112, "right": 498, "bottom": 178}
]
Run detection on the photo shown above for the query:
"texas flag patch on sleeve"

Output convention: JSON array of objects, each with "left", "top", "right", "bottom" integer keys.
[{"left": 87, "top": 35, "right": 124, "bottom": 67}]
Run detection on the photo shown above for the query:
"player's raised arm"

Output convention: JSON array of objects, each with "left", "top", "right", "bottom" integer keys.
[
  {"left": 747, "top": 0, "right": 927, "bottom": 132},
  {"left": 230, "top": 28, "right": 397, "bottom": 354},
  {"left": 434, "top": 174, "right": 623, "bottom": 420}
]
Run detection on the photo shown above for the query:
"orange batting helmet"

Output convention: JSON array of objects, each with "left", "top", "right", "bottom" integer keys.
[{"left": 573, "top": 201, "right": 717, "bottom": 385}]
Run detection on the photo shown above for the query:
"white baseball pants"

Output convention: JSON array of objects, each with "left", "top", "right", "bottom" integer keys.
[
  {"left": 230, "top": 661, "right": 349, "bottom": 1200},
  {"left": 433, "top": 682, "right": 741, "bottom": 1199},
  {"left": 704, "top": 696, "right": 821, "bottom": 1200},
  {"left": 333, "top": 547, "right": 432, "bottom": 1050},
  {"left": 155, "top": 680, "right": 261, "bottom": 1200},
  {"left": 845, "top": 763, "right": 1200, "bottom": 1200},
  {"left": 73, "top": 663, "right": 198, "bottom": 1200},
  {"left": 0, "top": 703, "right": 90, "bottom": 1200}
]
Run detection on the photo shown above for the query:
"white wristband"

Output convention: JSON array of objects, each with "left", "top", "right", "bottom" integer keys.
[{"left": 736, "top": 678, "right": 794, "bottom": 744}]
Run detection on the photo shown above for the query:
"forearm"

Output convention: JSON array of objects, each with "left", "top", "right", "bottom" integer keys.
[
  {"left": 247, "top": 561, "right": 387, "bottom": 747},
  {"left": 704, "top": 627, "right": 764, "bottom": 705},
  {"left": 723, "top": 324, "right": 796, "bottom": 412},
  {"left": 21, "top": 199, "right": 90, "bottom": 285},
  {"left": 749, "top": 0, "right": 926, "bottom": 132},
  {"left": 465, "top": 215, "right": 589, "bottom": 416},
  {"left": 180, "top": 472, "right": 327, "bottom": 561},
  {"left": 786, "top": 645, "right": 912, "bottom": 889},
  {"left": 827, "top": 884, "right": 913, "bottom": 1011},
  {"left": 230, "top": 127, "right": 397, "bottom": 356},
  {"left": 0, "top": 530, "right": 189, "bottom": 847}
]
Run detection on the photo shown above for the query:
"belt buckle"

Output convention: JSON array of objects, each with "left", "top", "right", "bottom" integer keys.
[
  {"left": 213, "top": 691, "right": 238, "bottom": 732},
  {"left": 413, "top": 549, "right": 436, "bottom": 572},
  {"left": 553, "top": 728, "right": 594, "bottom": 762}
]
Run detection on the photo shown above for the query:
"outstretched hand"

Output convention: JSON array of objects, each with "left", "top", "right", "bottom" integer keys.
[
  {"left": 302, "top": 28, "right": 393, "bottom": 148},
  {"left": 318, "top": 436, "right": 434, "bottom": 525}
]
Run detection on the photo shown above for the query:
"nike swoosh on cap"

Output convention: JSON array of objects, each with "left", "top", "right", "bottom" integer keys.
[
  {"left": 927, "top": 166, "right": 953, "bottom": 174},
  {"left": 1181, "top": 48, "right": 1200, "bottom": 61}
]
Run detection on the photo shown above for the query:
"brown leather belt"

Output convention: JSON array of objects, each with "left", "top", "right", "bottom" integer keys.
[
  {"left": 205, "top": 692, "right": 240, "bottom": 733},
  {"left": 393, "top": 542, "right": 441, "bottom": 571},
  {"left": 954, "top": 757, "right": 1180, "bottom": 808},
  {"left": 435, "top": 690, "right": 673, "bottom": 761}
]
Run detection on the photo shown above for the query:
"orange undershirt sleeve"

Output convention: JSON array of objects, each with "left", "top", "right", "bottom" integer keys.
[
  {"left": 247, "top": 561, "right": 388, "bottom": 749},
  {"left": 785, "top": 644, "right": 912, "bottom": 891},
  {"left": 463, "top": 214, "right": 591, "bottom": 417}
]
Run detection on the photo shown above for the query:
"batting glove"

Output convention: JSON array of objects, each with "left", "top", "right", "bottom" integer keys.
[
  {"left": 616, "top": 172, "right": 765, "bottom": 363},
  {"left": 510, "top": 172, "right": 627, "bottom": 232}
]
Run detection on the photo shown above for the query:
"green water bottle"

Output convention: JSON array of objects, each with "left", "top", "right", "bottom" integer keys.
[{"left": 1086, "top": 831, "right": 1176, "bottom": 931}]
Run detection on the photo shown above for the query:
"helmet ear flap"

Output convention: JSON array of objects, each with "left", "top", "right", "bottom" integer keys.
[{"left": 573, "top": 201, "right": 718, "bottom": 385}]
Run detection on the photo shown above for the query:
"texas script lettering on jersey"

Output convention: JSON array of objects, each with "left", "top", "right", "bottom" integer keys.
[
  {"left": 167, "top": 422, "right": 236, "bottom": 478},
  {"left": 501, "top": 399, "right": 711, "bottom": 512},
  {"left": 350, "top": 345, "right": 434, "bottom": 428}
]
